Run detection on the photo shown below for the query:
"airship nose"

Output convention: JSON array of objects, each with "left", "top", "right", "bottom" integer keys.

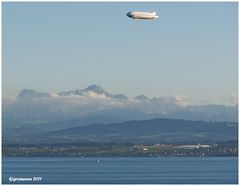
[{"left": 126, "top": 12, "right": 131, "bottom": 17}]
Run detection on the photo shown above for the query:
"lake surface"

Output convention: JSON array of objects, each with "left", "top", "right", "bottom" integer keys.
[{"left": 2, "top": 157, "right": 238, "bottom": 184}]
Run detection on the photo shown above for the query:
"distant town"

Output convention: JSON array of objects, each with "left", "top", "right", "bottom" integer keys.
[{"left": 3, "top": 141, "right": 237, "bottom": 157}]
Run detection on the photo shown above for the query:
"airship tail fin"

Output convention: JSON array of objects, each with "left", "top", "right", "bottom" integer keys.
[{"left": 152, "top": 11, "right": 157, "bottom": 15}]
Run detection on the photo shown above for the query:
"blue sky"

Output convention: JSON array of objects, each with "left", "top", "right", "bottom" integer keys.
[{"left": 2, "top": 2, "right": 238, "bottom": 105}]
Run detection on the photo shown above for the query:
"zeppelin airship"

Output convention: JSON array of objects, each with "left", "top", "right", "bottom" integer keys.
[{"left": 127, "top": 11, "right": 159, "bottom": 20}]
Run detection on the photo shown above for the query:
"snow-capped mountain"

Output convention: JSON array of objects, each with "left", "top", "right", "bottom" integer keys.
[
  {"left": 3, "top": 85, "right": 238, "bottom": 123},
  {"left": 18, "top": 89, "right": 52, "bottom": 99},
  {"left": 58, "top": 84, "right": 109, "bottom": 96},
  {"left": 19, "top": 84, "right": 128, "bottom": 100}
]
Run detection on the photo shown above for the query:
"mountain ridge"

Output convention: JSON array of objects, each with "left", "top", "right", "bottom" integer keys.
[
  {"left": 3, "top": 85, "right": 238, "bottom": 123},
  {"left": 10, "top": 118, "right": 237, "bottom": 144}
]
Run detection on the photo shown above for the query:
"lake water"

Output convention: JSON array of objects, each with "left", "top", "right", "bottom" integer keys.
[{"left": 2, "top": 157, "right": 238, "bottom": 184}]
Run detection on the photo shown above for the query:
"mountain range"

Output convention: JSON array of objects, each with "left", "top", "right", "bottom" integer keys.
[
  {"left": 3, "top": 85, "right": 238, "bottom": 145},
  {"left": 3, "top": 85, "right": 238, "bottom": 125}
]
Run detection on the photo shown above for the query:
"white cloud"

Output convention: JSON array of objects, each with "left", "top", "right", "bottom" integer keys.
[
  {"left": 85, "top": 91, "right": 107, "bottom": 99},
  {"left": 172, "top": 95, "right": 190, "bottom": 107}
]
